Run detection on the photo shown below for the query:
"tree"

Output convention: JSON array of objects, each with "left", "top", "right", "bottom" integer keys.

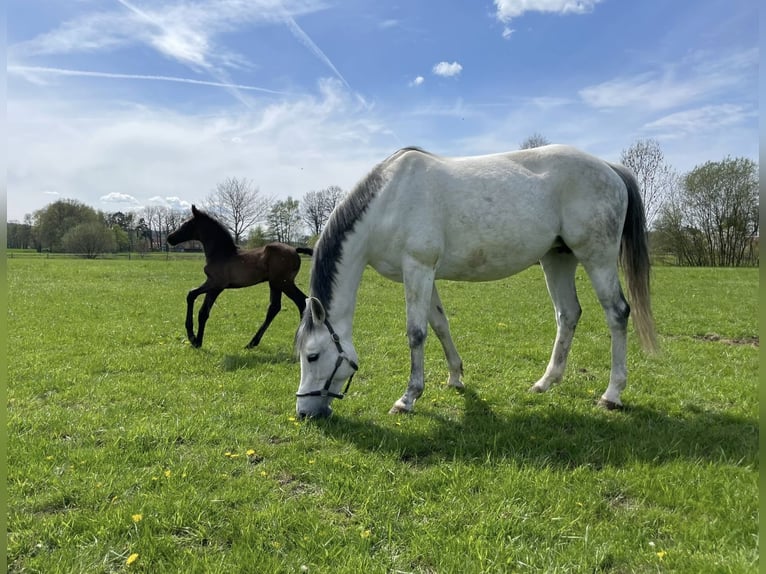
[
  {"left": 266, "top": 197, "right": 302, "bottom": 244},
  {"left": 33, "top": 199, "right": 101, "bottom": 252},
  {"left": 301, "top": 185, "right": 345, "bottom": 236},
  {"left": 620, "top": 139, "right": 677, "bottom": 228},
  {"left": 61, "top": 222, "right": 116, "bottom": 258},
  {"left": 206, "top": 177, "right": 271, "bottom": 244},
  {"left": 519, "top": 133, "right": 550, "bottom": 149},
  {"left": 654, "top": 157, "right": 758, "bottom": 267}
]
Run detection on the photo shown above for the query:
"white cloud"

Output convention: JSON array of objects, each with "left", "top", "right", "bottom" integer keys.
[
  {"left": 101, "top": 192, "right": 140, "bottom": 204},
  {"left": 410, "top": 76, "right": 425, "bottom": 87},
  {"left": 432, "top": 61, "right": 462, "bottom": 78},
  {"left": 379, "top": 19, "right": 399, "bottom": 29},
  {"left": 6, "top": 78, "right": 398, "bottom": 221},
  {"left": 494, "top": 0, "right": 603, "bottom": 22},
  {"left": 502, "top": 27, "right": 514, "bottom": 40}
]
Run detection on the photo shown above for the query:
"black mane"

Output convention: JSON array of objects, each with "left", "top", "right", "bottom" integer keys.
[
  {"left": 194, "top": 208, "right": 238, "bottom": 260},
  {"left": 309, "top": 147, "right": 426, "bottom": 309}
]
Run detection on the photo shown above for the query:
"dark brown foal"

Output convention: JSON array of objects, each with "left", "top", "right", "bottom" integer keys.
[{"left": 167, "top": 205, "right": 312, "bottom": 348}]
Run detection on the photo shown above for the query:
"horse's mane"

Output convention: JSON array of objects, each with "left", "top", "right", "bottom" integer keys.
[
  {"left": 194, "top": 207, "right": 238, "bottom": 258},
  {"left": 309, "top": 147, "right": 427, "bottom": 309}
]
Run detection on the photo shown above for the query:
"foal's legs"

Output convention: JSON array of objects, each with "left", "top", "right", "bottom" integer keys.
[
  {"left": 246, "top": 282, "right": 282, "bottom": 349},
  {"left": 581, "top": 260, "right": 630, "bottom": 409},
  {"left": 193, "top": 288, "right": 223, "bottom": 348},
  {"left": 281, "top": 280, "right": 308, "bottom": 317},
  {"left": 390, "top": 260, "right": 435, "bottom": 414},
  {"left": 428, "top": 286, "right": 464, "bottom": 389},
  {"left": 530, "top": 250, "right": 581, "bottom": 393}
]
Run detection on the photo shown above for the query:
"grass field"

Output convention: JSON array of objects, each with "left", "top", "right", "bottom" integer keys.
[{"left": 7, "top": 257, "right": 759, "bottom": 573}]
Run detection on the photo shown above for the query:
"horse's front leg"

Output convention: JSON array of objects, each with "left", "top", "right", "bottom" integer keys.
[
  {"left": 390, "top": 263, "right": 435, "bottom": 414},
  {"left": 185, "top": 286, "right": 206, "bottom": 346},
  {"left": 193, "top": 288, "right": 222, "bottom": 348}
]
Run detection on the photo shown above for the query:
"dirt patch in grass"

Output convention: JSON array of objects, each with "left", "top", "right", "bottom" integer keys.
[{"left": 693, "top": 333, "right": 759, "bottom": 347}]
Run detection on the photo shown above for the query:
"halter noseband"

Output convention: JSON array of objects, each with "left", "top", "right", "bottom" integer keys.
[{"left": 295, "top": 319, "right": 359, "bottom": 400}]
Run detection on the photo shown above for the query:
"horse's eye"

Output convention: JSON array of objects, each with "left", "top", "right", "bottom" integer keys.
[{"left": 307, "top": 353, "right": 320, "bottom": 363}]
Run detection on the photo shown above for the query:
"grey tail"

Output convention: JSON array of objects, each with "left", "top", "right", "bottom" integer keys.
[{"left": 610, "top": 163, "right": 658, "bottom": 353}]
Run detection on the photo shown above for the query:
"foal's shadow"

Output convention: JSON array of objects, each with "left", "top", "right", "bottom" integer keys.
[{"left": 314, "top": 387, "right": 758, "bottom": 470}]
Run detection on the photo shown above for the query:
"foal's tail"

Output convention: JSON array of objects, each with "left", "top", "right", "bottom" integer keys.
[
  {"left": 610, "top": 163, "right": 658, "bottom": 353},
  {"left": 296, "top": 247, "right": 314, "bottom": 256}
]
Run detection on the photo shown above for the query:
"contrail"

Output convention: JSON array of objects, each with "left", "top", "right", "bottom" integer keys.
[
  {"left": 9, "top": 65, "right": 295, "bottom": 95},
  {"left": 283, "top": 16, "right": 352, "bottom": 91}
]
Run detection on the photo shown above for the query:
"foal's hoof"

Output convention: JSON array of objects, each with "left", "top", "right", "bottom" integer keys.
[
  {"left": 597, "top": 398, "right": 624, "bottom": 411},
  {"left": 189, "top": 337, "right": 202, "bottom": 348}
]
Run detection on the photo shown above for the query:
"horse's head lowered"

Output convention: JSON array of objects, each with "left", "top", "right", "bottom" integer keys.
[{"left": 295, "top": 297, "right": 358, "bottom": 419}]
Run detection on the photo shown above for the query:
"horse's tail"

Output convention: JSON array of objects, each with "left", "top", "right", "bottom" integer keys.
[
  {"left": 296, "top": 247, "right": 314, "bottom": 257},
  {"left": 610, "top": 163, "right": 658, "bottom": 353}
]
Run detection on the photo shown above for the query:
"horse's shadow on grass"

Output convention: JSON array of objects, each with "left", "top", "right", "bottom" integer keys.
[
  {"left": 313, "top": 388, "right": 758, "bottom": 470},
  {"left": 220, "top": 349, "right": 295, "bottom": 371}
]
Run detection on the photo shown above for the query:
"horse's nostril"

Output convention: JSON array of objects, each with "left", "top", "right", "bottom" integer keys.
[{"left": 297, "top": 411, "right": 308, "bottom": 420}]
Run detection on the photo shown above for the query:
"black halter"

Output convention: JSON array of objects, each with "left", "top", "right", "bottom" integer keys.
[{"left": 295, "top": 319, "right": 359, "bottom": 400}]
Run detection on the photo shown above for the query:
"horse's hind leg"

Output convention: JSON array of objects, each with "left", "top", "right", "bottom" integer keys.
[
  {"left": 428, "top": 286, "right": 464, "bottom": 389},
  {"left": 530, "top": 250, "right": 581, "bottom": 394},
  {"left": 246, "top": 283, "right": 282, "bottom": 349},
  {"left": 194, "top": 288, "right": 222, "bottom": 348},
  {"left": 281, "top": 280, "right": 308, "bottom": 317},
  {"left": 581, "top": 260, "right": 630, "bottom": 410}
]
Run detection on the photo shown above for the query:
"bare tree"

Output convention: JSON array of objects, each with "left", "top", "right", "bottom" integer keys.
[
  {"left": 519, "top": 133, "right": 550, "bottom": 149},
  {"left": 620, "top": 139, "right": 677, "bottom": 228},
  {"left": 205, "top": 177, "right": 271, "bottom": 244},
  {"left": 301, "top": 185, "right": 345, "bottom": 236}
]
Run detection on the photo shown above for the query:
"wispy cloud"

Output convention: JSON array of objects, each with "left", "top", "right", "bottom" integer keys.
[
  {"left": 433, "top": 61, "right": 463, "bottom": 78},
  {"left": 579, "top": 49, "right": 757, "bottom": 112},
  {"left": 642, "top": 104, "right": 755, "bottom": 138},
  {"left": 410, "top": 76, "right": 425, "bottom": 87}
]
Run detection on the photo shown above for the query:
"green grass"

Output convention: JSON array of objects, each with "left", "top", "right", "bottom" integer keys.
[{"left": 7, "top": 258, "right": 759, "bottom": 573}]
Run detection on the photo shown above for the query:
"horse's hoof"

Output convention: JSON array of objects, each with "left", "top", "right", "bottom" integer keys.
[
  {"left": 597, "top": 398, "right": 624, "bottom": 411},
  {"left": 528, "top": 384, "right": 544, "bottom": 394},
  {"left": 388, "top": 401, "right": 412, "bottom": 415},
  {"left": 190, "top": 339, "right": 202, "bottom": 348}
]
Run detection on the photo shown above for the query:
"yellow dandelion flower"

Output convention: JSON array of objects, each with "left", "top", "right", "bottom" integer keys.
[
  {"left": 126, "top": 553, "right": 139, "bottom": 565},
  {"left": 288, "top": 416, "right": 296, "bottom": 422},
  {"left": 246, "top": 449, "right": 256, "bottom": 456},
  {"left": 164, "top": 470, "right": 172, "bottom": 478},
  {"left": 260, "top": 470, "right": 268, "bottom": 477},
  {"left": 656, "top": 550, "right": 667, "bottom": 561},
  {"left": 230, "top": 454, "right": 240, "bottom": 459},
  {"left": 131, "top": 514, "right": 142, "bottom": 523},
  {"left": 308, "top": 459, "right": 316, "bottom": 464},
  {"left": 360, "top": 529, "right": 371, "bottom": 539},
  {"left": 224, "top": 452, "right": 232, "bottom": 458}
]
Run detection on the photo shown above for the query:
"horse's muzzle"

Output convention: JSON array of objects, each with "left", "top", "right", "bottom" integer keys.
[{"left": 296, "top": 405, "right": 333, "bottom": 420}]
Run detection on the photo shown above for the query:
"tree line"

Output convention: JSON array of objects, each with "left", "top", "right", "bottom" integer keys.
[
  {"left": 8, "top": 138, "right": 759, "bottom": 266},
  {"left": 7, "top": 182, "right": 347, "bottom": 259}
]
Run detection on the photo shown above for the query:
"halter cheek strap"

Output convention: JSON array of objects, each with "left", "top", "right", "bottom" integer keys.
[{"left": 295, "top": 319, "right": 359, "bottom": 400}]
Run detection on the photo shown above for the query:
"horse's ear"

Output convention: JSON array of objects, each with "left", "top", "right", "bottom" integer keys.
[
  {"left": 308, "top": 297, "right": 326, "bottom": 324},
  {"left": 191, "top": 204, "right": 199, "bottom": 215}
]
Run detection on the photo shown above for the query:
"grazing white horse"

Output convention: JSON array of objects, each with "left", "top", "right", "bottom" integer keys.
[{"left": 295, "top": 145, "right": 657, "bottom": 418}]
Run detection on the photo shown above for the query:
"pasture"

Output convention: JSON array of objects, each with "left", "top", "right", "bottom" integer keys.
[{"left": 7, "top": 257, "right": 759, "bottom": 573}]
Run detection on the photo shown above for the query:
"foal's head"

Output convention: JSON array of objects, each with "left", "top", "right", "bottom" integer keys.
[{"left": 167, "top": 205, "right": 204, "bottom": 246}]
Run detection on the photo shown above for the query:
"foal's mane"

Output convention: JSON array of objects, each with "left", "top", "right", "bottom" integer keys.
[
  {"left": 193, "top": 207, "right": 238, "bottom": 259},
  {"left": 309, "top": 147, "right": 428, "bottom": 310}
]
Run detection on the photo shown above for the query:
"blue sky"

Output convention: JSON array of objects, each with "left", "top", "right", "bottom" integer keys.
[{"left": 6, "top": 0, "right": 759, "bottom": 223}]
